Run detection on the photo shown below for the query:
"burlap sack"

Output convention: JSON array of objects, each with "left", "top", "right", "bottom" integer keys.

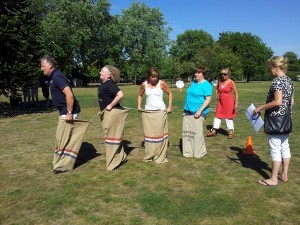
[
  {"left": 53, "top": 119, "right": 89, "bottom": 172},
  {"left": 182, "top": 115, "right": 207, "bottom": 158},
  {"left": 101, "top": 107, "right": 130, "bottom": 171},
  {"left": 141, "top": 110, "right": 168, "bottom": 163}
]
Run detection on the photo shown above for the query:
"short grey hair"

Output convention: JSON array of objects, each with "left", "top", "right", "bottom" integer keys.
[{"left": 41, "top": 55, "right": 57, "bottom": 68}]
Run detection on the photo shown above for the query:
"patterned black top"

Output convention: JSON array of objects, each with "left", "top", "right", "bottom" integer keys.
[{"left": 266, "top": 76, "right": 294, "bottom": 116}]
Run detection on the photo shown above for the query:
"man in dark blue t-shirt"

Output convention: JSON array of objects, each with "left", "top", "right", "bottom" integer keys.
[
  {"left": 40, "top": 55, "right": 86, "bottom": 173},
  {"left": 41, "top": 55, "right": 80, "bottom": 118}
]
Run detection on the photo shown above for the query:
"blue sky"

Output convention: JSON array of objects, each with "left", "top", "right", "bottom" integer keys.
[{"left": 109, "top": 0, "right": 300, "bottom": 58}]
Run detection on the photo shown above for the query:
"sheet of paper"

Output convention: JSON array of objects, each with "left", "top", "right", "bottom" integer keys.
[{"left": 245, "top": 103, "right": 264, "bottom": 133}]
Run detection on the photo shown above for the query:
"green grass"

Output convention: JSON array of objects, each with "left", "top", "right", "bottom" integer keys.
[{"left": 0, "top": 81, "right": 300, "bottom": 224}]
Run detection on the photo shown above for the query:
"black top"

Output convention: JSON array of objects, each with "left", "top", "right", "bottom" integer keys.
[
  {"left": 50, "top": 69, "right": 80, "bottom": 115},
  {"left": 98, "top": 80, "right": 121, "bottom": 111}
]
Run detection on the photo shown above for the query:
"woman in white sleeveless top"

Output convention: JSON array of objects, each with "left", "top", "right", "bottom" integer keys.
[
  {"left": 138, "top": 67, "right": 172, "bottom": 164},
  {"left": 138, "top": 67, "right": 172, "bottom": 112}
]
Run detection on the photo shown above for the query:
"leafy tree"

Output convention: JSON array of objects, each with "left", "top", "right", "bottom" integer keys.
[
  {"left": 180, "top": 61, "right": 197, "bottom": 79},
  {"left": 0, "top": 0, "right": 41, "bottom": 97},
  {"left": 101, "top": 15, "right": 125, "bottom": 74},
  {"left": 218, "top": 32, "right": 273, "bottom": 82},
  {"left": 39, "top": 0, "right": 112, "bottom": 81},
  {"left": 169, "top": 29, "right": 214, "bottom": 63},
  {"left": 193, "top": 44, "right": 243, "bottom": 81},
  {"left": 118, "top": 2, "right": 171, "bottom": 81},
  {"left": 160, "top": 56, "right": 182, "bottom": 81},
  {"left": 283, "top": 51, "right": 299, "bottom": 71}
]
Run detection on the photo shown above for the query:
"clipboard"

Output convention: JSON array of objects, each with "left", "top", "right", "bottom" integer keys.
[{"left": 245, "top": 103, "right": 264, "bottom": 133}]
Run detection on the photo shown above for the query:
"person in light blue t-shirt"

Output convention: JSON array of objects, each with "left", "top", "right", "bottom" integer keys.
[
  {"left": 184, "top": 67, "right": 213, "bottom": 118},
  {"left": 182, "top": 67, "right": 213, "bottom": 158}
]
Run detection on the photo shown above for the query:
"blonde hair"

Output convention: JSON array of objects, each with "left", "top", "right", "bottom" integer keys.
[
  {"left": 220, "top": 68, "right": 231, "bottom": 76},
  {"left": 268, "top": 56, "right": 288, "bottom": 73},
  {"left": 105, "top": 65, "right": 120, "bottom": 83}
]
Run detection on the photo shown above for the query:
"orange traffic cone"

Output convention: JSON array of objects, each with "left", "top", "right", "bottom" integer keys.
[{"left": 243, "top": 136, "right": 256, "bottom": 155}]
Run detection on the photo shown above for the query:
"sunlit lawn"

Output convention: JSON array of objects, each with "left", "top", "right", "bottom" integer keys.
[{"left": 0, "top": 81, "right": 299, "bottom": 224}]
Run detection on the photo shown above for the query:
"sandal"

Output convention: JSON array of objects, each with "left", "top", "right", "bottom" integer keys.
[
  {"left": 228, "top": 131, "right": 233, "bottom": 139},
  {"left": 207, "top": 129, "right": 217, "bottom": 137}
]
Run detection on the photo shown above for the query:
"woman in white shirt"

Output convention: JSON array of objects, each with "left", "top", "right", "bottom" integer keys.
[
  {"left": 137, "top": 67, "right": 173, "bottom": 163},
  {"left": 138, "top": 67, "right": 172, "bottom": 112}
]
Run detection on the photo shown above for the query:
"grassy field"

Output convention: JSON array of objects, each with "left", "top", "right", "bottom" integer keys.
[{"left": 0, "top": 81, "right": 299, "bottom": 225}]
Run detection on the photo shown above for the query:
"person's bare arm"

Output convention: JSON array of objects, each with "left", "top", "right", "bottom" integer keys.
[
  {"left": 62, "top": 86, "right": 74, "bottom": 121},
  {"left": 254, "top": 90, "right": 282, "bottom": 114},
  {"left": 231, "top": 81, "right": 239, "bottom": 108},
  {"left": 138, "top": 83, "right": 146, "bottom": 110},
  {"left": 161, "top": 81, "right": 173, "bottom": 112},
  {"left": 194, "top": 96, "right": 212, "bottom": 119},
  {"left": 106, "top": 90, "right": 123, "bottom": 111}
]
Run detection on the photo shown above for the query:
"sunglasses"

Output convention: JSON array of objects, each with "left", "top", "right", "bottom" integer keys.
[{"left": 221, "top": 73, "right": 229, "bottom": 76}]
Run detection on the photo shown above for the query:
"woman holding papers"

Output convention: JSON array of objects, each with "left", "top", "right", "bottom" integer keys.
[
  {"left": 138, "top": 67, "right": 172, "bottom": 163},
  {"left": 253, "top": 56, "right": 294, "bottom": 186},
  {"left": 207, "top": 68, "right": 238, "bottom": 139}
]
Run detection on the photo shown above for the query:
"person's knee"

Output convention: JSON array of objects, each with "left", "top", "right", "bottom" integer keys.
[
  {"left": 270, "top": 148, "right": 281, "bottom": 161},
  {"left": 281, "top": 148, "right": 291, "bottom": 159}
]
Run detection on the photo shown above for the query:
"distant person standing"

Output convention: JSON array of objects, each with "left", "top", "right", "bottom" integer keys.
[
  {"left": 40, "top": 55, "right": 89, "bottom": 173},
  {"left": 29, "top": 78, "right": 39, "bottom": 107},
  {"left": 22, "top": 82, "right": 30, "bottom": 103}
]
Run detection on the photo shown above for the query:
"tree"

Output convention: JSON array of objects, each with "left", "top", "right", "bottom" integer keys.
[
  {"left": 283, "top": 51, "right": 299, "bottom": 71},
  {"left": 160, "top": 56, "right": 182, "bottom": 82},
  {"left": 0, "top": 0, "right": 41, "bottom": 97},
  {"left": 39, "top": 0, "right": 112, "bottom": 81},
  {"left": 169, "top": 29, "right": 214, "bottom": 63},
  {"left": 218, "top": 32, "right": 273, "bottom": 82},
  {"left": 193, "top": 44, "right": 243, "bottom": 81},
  {"left": 118, "top": 2, "right": 171, "bottom": 81}
]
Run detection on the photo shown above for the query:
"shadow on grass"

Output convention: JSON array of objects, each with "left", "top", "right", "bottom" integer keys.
[
  {"left": 74, "top": 142, "right": 101, "bottom": 169},
  {"left": 179, "top": 138, "right": 182, "bottom": 154},
  {"left": 227, "top": 146, "right": 271, "bottom": 179},
  {"left": 123, "top": 140, "right": 136, "bottom": 155},
  {"left": 112, "top": 140, "right": 136, "bottom": 170}
]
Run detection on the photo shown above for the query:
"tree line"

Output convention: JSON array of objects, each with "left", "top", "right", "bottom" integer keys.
[{"left": 1, "top": 0, "right": 300, "bottom": 97}]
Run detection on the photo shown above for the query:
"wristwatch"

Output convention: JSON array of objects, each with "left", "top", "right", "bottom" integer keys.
[{"left": 67, "top": 111, "right": 72, "bottom": 115}]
